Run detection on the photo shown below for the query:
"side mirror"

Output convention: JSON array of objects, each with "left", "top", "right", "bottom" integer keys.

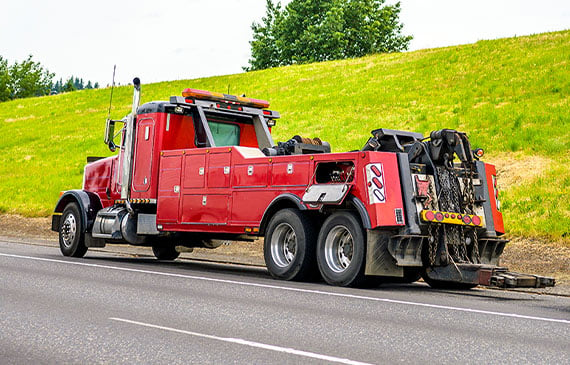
[
  {"left": 104, "top": 119, "right": 119, "bottom": 152},
  {"left": 104, "top": 119, "right": 115, "bottom": 145},
  {"left": 108, "top": 141, "right": 117, "bottom": 152}
]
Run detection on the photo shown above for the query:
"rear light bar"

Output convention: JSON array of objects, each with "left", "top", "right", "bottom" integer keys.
[
  {"left": 420, "top": 210, "right": 483, "bottom": 227},
  {"left": 182, "top": 88, "right": 270, "bottom": 109}
]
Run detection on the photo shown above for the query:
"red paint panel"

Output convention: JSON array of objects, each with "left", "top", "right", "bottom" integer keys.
[
  {"left": 181, "top": 194, "right": 229, "bottom": 224},
  {"left": 183, "top": 153, "right": 206, "bottom": 188},
  {"left": 231, "top": 190, "right": 277, "bottom": 224},
  {"left": 484, "top": 163, "right": 505, "bottom": 234},
  {"left": 208, "top": 152, "right": 231, "bottom": 188},
  {"left": 271, "top": 162, "right": 310, "bottom": 186},
  {"left": 157, "top": 154, "right": 182, "bottom": 223},
  {"left": 109, "top": 155, "right": 121, "bottom": 200},
  {"left": 83, "top": 156, "right": 114, "bottom": 207},
  {"left": 162, "top": 114, "right": 196, "bottom": 150},
  {"left": 232, "top": 164, "right": 268, "bottom": 187},
  {"left": 362, "top": 152, "right": 405, "bottom": 227},
  {"left": 238, "top": 124, "right": 259, "bottom": 148}
]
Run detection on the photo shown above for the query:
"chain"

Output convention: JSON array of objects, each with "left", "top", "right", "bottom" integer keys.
[
  {"left": 436, "top": 166, "right": 471, "bottom": 263},
  {"left": 426, "top": 177, "right": 438, "bottom": 265},
  {"left": 461, "top": 163, "right": 481, "bottom": 264},
  {"left": 427, "top": 223, "right": 438, "bottom": 266}
]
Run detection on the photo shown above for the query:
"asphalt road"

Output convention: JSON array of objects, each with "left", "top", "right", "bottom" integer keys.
[{"left": 1, "top": 239, "right": 568, "bottom": 364}]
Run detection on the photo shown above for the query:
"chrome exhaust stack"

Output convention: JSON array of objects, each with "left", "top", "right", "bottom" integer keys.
[{"left": 120, "top": 78, "right": 141, "bottom": 201}]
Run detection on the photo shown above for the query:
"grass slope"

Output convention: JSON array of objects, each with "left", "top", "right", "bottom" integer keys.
[{"left": 0, "top": 31, "right": 568, "bottom": 243}]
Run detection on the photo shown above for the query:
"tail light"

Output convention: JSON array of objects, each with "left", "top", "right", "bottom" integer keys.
[
  {"left": 366, "top": 163, "right": 386, "bottom": 204},
  {"left": 420, "top": 210, "right": 483, "bottom": 227}
]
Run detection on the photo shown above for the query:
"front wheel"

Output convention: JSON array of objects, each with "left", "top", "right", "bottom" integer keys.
[
  {"left": 317, "top": 212, "right": 367, "bottom": 287},
  {"left": 59, "top": 203, "right": 88, "bottom": 257},
  {"left": 264, "top": 209, "right": 317, "bottom": 281},
  {"left": 152, "top": 244, "right": 180, "bottom": 260}
]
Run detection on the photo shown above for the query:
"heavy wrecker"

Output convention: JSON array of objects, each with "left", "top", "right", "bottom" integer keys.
[{"left": 52, "top": 79, "right": 554, "bottom": 289}]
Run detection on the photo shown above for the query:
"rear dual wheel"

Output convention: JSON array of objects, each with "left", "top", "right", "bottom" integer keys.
[
  {"left": 264, "top": 209, "right": 317, "bottom": 281},
  {"left": 316, "top": 212, "right": 368, "bottom": 287}
]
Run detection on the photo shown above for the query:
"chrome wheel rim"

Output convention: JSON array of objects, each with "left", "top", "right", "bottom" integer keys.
[
  {"left": 270, "top": 223, "right": 297, "bottom": 268},
  {"left": 324, "top": 225, "right": 353, "bottom": 273},
  {"left": 61, "top": 213, "right": 77, "bottom": 248}
]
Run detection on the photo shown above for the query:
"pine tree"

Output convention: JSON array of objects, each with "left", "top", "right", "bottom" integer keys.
[{"left": 62, "top": 77, "right": 76, "bottom": 92}]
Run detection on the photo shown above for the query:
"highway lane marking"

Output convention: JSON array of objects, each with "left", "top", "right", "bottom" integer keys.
[
  {"left": 110, "top": 317, "right": 372, "bottom": 365},
  {"left": 1, "top": 252, "right": 569, "bottom": 325}
]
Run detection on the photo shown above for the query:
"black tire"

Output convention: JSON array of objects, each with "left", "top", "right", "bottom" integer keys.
[
  {"left": 421, "top": 270, "right": 478, "bottom": 290},
  {"left": 263, "top": 208, "right": 318, "bottom": 281},
  {"left": 402, "top": 268, "right": 422, "bottom": 283},
  {"left": 317, "top": 211, "right": 367, "bottom": 287},
  {"left": 152, "top": 244, "right": 180, "bottom": 260},
  {"left": 59, "top": 203, "right": 88, "bottom": 258}
]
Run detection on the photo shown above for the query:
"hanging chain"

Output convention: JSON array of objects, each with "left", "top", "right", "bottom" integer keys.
[
  {"left": 461, "top": 163, "right": 481, "bottom": 263},
  {"left": 426, "top": 177, "right": 438, "bottom": 265},
  {"left": 436, "top": 166, "right": 472, "bottom": 263}
]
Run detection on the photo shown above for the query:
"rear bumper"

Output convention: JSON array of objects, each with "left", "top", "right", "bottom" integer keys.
[{"left": 425, "top": 264, "right": 555, "bottom": 288}]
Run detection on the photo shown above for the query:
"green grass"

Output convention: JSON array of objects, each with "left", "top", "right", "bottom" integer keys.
[{"left": 0, "top": 30, "right": 568, "bottom": 243}]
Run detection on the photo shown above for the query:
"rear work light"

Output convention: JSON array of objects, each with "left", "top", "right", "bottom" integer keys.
[
  {"left": 420, "top": 210, "right": 483, "bottom": 227},
  {"left": 182, "top": 88, "right": 270, "bottom": 109}
]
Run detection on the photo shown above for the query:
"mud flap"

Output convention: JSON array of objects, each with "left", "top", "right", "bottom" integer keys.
[
  {"left": 365, "top": 230, "right": 403, "bottom": 277},
  {"left": 85, "top": 233, "right": 106, "bottom": 248}
]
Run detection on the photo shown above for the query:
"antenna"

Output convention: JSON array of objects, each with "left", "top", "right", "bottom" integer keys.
[{"left": 107, "top": 65, "right": 116, "bottom": 120}]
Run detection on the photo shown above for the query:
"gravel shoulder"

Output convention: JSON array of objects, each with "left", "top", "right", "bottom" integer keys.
[{"left": 1, "top": 213, "right": 568, "bottom": 295}]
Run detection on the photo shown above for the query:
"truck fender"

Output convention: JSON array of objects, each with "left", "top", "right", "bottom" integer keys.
[
  {"left": 259, "top": 193, "right": 307, "bottom": 235},
  {"left": 345, "top": 195, "right": 372, "bottom": 230},
  {"left": 51, "top": 190, "right": 103, "bottom": 233}
]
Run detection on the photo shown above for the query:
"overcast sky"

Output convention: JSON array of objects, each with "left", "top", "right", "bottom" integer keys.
[{"left": 1, "top": 0, "right": 568, "bottom": 86}]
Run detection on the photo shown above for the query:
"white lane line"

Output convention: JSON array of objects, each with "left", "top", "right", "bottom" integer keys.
[
  {"left": 110, "top": 317, "right": 372, "bottom": 365},
  {"left": 1, "top": 252, "right": 569, "bottom": 325}
]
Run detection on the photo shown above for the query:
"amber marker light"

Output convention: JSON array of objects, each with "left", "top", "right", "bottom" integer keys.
[{"left": 474, "top": 148, "right": 484, "bottom": 158}]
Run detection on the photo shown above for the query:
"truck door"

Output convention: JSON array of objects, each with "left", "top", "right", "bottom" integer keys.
[{"left": 132, "top": 118, "right": 155, "bottom": 192}]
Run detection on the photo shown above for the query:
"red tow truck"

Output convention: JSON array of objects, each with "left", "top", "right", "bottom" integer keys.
[{"left": 52, "top": 79, "right": 554, "bottom": 289}]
